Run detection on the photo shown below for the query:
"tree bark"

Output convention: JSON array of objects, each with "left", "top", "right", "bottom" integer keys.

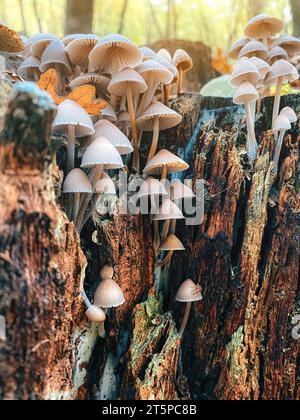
[
  {"left": 65, "top": 0, "right": 94, "bottom": 35},
  {"left": 290, "top": 0, "right": 300, "bottom": 37}
]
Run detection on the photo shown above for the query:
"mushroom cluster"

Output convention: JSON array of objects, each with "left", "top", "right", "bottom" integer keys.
[{"left": 228, "top": 14, "right": 299, "bottom": 163}]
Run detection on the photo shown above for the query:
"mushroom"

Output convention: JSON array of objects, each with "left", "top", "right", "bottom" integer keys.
[
  {"left": 233, "top": 81, "right": 259, "bottom": 161},
  {"left": 272, "top": 35, "right": 300, "bottom": 56},
  {"left": 173, "top": 49, "right": 193, "bottom": 95},
  {"left": 168, "top": 178, "right": 195, "bottom": 234},
  {"left": 157, "top": 48, "right": 173, "bottom": 63},
  {"left": 66, "top": 34, "right": 100, "bottom": 72},
  {"left": 18, "top": 56, "right": 41, "bottom": 82},
  {"left": 140, "top": 46, "right": 157, "bottom": 61},
  {"left": 108, "top": 68, "right": 147, "bottom": 171},
  {"left": 273, "top": 113, "right": 291, "bottom": 173},
  {"left": 136, "top": 102, "right": 182, "bottom": 163},
  {"left": 154, "top": 55, "right": 178, "bottom": 104},
  {"left": 264, "top": 60, "right": 299, "bottom": 129},
  {"left": 249, "top": 57, "right": 270, "bottom": 119},
  {"left": 30, "top": 33, "right": 58, "bottom": 58},
  {"left": 229, "top": 57, "right": 260, "bottom": 88},
  {"left": 63, "top": 168, "right": 93, "bottom": 221},
  {"left": 116, "top": 110, "right": 131, "bottom": 137},
  {"left": 137, "top": 177, "right": 168, "bottom": 217},
  {"left": 81, "top": 289, "right": 106, "bottom": 337},
  {"left": 89, "top": 33, "right": 143, "bottom": 74},
  {"left": 93, "top": 119, "right": 134, "bottom": 155},
  {"left": 157, "top": 234, "right": 185, "bottom": 267},
  {"left": 62, "top": 34, "right": 82, "bottom": 47},
  {"left": 244, "top": 14, "right": 283, "bottom": 47},
  {"left": 228, "top": 37, "right": 250, "bottom": 60},
  {"left": 100, "top": 104, "right": 118, "bottom": 123},
  {"left": 136, "top": 59, "right": 173, "bottom": 116},
  {"left": 0, "top": 24, "right": 25, "bottom": 53},
  {"left": 69, "top": 73, "right": 110, "bottom": 99},
  {"left": 153, "top": 198, "right": 185, "bottom": 246},
  {"left": 280, "top": 107, "right": 297, "bottom": 123},
  {"left": 238, "top": 40, "right": 268, "bottom": 60},
  {"left": 100, "top": 264, "right": 114, "bottom": 280},
  {"left": 143, "top": 149, "right": 189, "bottom": 182},
  {"left": 176, "top": 279, "right": 203, "bottom": 337},
  {"left": 268, "top": 46, "right": 289, "bottom": 65},
  {"left": 40, "top": 40, "right": 72, "bottom": 95}
]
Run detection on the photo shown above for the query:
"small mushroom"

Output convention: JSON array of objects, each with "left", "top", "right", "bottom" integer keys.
[
  {"left": 137, "top": 177, "right": 168, "bottom": 217},
  {"left": 93, "top": 119, "right": 134, "bottom": 155},
  {"left": 154, "top": 198, "right": 185, "bottom": 243},
  {"left": 168, "top": 178, "right": 195, "bottom": 234},
  {"left": 69, "top": 73, "right": 110, "bottom": 99},
  {"left": 238, "top": 40, "right": 268, "bottom": 60},
  {"left": 100, "top": 104, "right": 118, "bottom": 123},
  {"left": 154, "top": 55, "right": 178, "bottom": 104},
  {"left": 143, "top": 149, "right": 189, "bottom": 182},
  {"left": 116, "top": 110, "right": 131, "bottom": 137},
  {"left": 272, "top": 35, "right": 300, "bottom": 56},
  {"left": 63, "top": 168, "right": 93, "bottom": 221},
  {"left": 244, "top": 14, "right": 283, "bottom": 47},
  {"left": 136, "top": 102, "right": 182, "bottom": 163},
  {"left": 30, "top": 33, "right": 58, "bottom": 58},
  {"left": 157, "top": 234, "right": 185, "bottom": 267},
  {"left": 140, "top": 46, "right": 157, "bottom": 61},
  {"left": 273, "top": 113, "right": 291, "bottom": 173},
  {"left": 173, "top": 49, "right": 193, "bottom": 95},
  {"left": 81, "top": 289, "right": 106, "bottom": 333},
  {"left": 157, "top": 48, "right": 173, "bottom": 63},
  {"left": 268, "top": 47, "right": 289, "bottom": 65},
  {"left": 66, "top": 34, "right": 100, "bottom": 72},
  {"left": 176, "top": 279, "right": 203, "bottom": 337},
  {"left": 280, "top": 107, "right": 297, "bottom": 123},
  {"left": 18, "top": 56, "right": 41, "bottom": 82},
  {"left": 228, "top": 38, "right": 250, "bottom": 60},
  {"left": 62, "top": 34, "right": 82, "bottom": 47},
  {"left": 229, "top": 57, "right": 260, "bottom": 88},
  {"left": 100, "top": 264, "right": 114, "bottom": 280}
]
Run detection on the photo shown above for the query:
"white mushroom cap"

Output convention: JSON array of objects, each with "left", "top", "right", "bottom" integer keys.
[
  {"left": 137, "top": 177, "right": 168, "bottom": 198},
  {"left": 81, "top": 136, "right": 124, "bottom": 169},
  {"left": 159, "top": 234, "right": 185, "bottom": 251},
  {"left": 154, "top": 55, "right": 178, "bottom": 80},
  {"left": 168, "top": 179, "right": 195, "bottom": 200},
  {"left": 238, "top": 40, "right": 268, "bottom": 60},
  {"left": 63, "top": 168, "right": 93, "bottom": 193},
  {"left": 62, "top": 34, "right": 82, "bottom": 47},
  {"left": 66, "top": 34, "right": 100, "bottom": 68},
  {"left": 100, "top": 264, "right": 114, "bottom": 280},
  {"left": 136, "top": 102, "right": 182, "bottom": 131},
  {"left": 233, "top": 81, "right": 259, "bottom": 105},
  {"left": 144, "top": 149, "right": 189, "bottom": 175},
  {"left": 40, "top": 40, "right": 72, "bottom": 75},
  {"left": 173, "top": 49, "right": 193, "bottom": 73},
  {"left": 140, "top": 46, "right": 157, "bottom": 61},
  {"left": 93, "top": 119, "right": 133, "bottom": 155},
  {"left": 86, "top": 305, "right": 106, "bottom": 322},
  {"left": 273, "top": 114, "right": 291, "bottom": 132},
  {"left": 101, "top": 104, "right": 118, "bottom": 122},
  {"left": 18, "top": 55, "right": 41, "bottom": 80},
  {"left": 176, "top": 279, "right": 203, "bottom": 303},
  {"left": 280, "top": 107, "right": 297, "bottom": 123},
  {"left": 136, "top": 59, "right": 173, "bottom": 85},
  {"left": 153, "top": 199, "right": 185, "bottom": 221},
  {"left": 268, "top": 46, "right": 289, "bottom": 63},
  {"left": 228, "top": 38, "right": 250, "bottom": 60},
  {"left": 30, "top": 33, "right": 58, "bottom": 58},
  {"left": 157, "top": 48, "right": 173, "bottom": 63},
  {"left": 249, "top": 57, "right": 270, "bottom": 80},
  {"left": 94, "top": 279, "right": 125, "bottom": 308},
  {"left": 229, "top": 57, "right": 260, "bottom": 88},
  {"left": 69, "top": 73, "right": 110, "bottom": 97},
  {"left": 94, "top": 173, "right": 116, "bottom": 195},
  {"left": 108, "top": 68, "right": 148, "bottom": 97},
  {"left": 265, "top": 59, "right": 299, "bottom": 85},
  {"left": 89, "top": 33, "right": 143, "bottom": 74},
  {"left": 244, "top": 14, "right": 283, "bottom": 39},
  {"left": 272, "top": 35, "right": 300, "bottom": 55},
  {"left": 52, "top": 100, "right": 95, "bottom": 137}
]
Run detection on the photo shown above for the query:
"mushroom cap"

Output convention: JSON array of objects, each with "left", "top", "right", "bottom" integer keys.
[
  {"left": 63, "top": 168, "right": 93, "bottom": 193},
  {"left": 140, "top": 46, "right": 157, "bottom": 61},
  {"left": 176, "top": 279, "right": 203, "bottom": 303},
  {"left": 228, "top": 37, "right": 250, "bottom": 60},
  {"left": 0, "top": 24, "right": 24, "bottom": 53},
  {"left": 268, "top": 46, "right": 289, "bottom": 62},
  {"left": 144, "top": 149, "right": 189, "bottom": 175},
  {"left": 69, "top": 72, "right": 110, "bottom": 96},
  {"left": 154, "top": 55, "right": 178, "bottom": 80},
  {"left": 89, "top": 33, "right": 143, "bottom": 74},
  {"left": 273, "top": 114, "right": 291, "bottom": 132},
  {"left": 136, "top": 59, "right": 173, "bottom": 85},
  {"left": 94, "top": 172, "right": 116, "bottom": 195},
  {"left": 62, "top": 34, "right": 82, "bottom": 47},
  {"left": 81, "top": 136, "right": 124, "bottom": 169},
  {"left": 117, "top": 110, "right": 130, "bottom": 123},
  {"left": 239, "top": 40, "right": 268, "bottom": 60},
  {"left": 86, "top": 305, "right": 106, "bottom": 322},
  {"left": 273, "top": 35, "right": 300, "bottom": 55},
  {"left": 94, "top": 279, "right": 125, "bottom": 309},
  {"left": 101, "top": 104, "right": 118, "bottom": 122},
  {"left": 31, "top": 33, "right": 58, "bottom": 58},
  {"left": 52, "top": 99, "right": 95, "bottom": 137},
  {"left": 153, "top": 199, "right": 185, "bottom": 221},
  {"left": 233, "top": 81, "right": 259, "bottom": 105},
  {"left": 100, "top": 264, "right": 114, "bottom": 280},
  {"left": 229, "top": 57, "right": 260, "bottom": 88},
  {"left": 244, "top": 14, "right": 283, "bottom": 39},
  {"left": 159, "top": 234, "right": 185, "bottom": 251},
  {"left": 280, "top": 107, "right": 297, "bottom": 123},
  {"left": 168, "top": 179, "right": 195, "bottom": 200},
  {"left": 173, "top": 49, "right": 193, "bottom": 72},
  {"left": 93, "top": 119, "right": 133, "bottom": 155},
  {"left": 249, "top": 57, "right": 270, "bottom": 80},
  {"left": 136, "top": 102, "right": 182, "bottom": 131},
  {"left": 265, "top": 59, "right": 299, "bottom": 85},
  {"left": 157, "top": 48, "right": 173, "bottom": 63},
  {"left": 137, "top": 177, "right": 168, "bottom": 198},
  {"left": 66, "top": 34, "right": 100, "bottom": 68},
  {"left": 40, "top": 40, "right": 72, "bottom": 75},
  {"left": 18, "top": 56, "right": 41, "bottom": 79},
  {"left": 108, "top": 68, "right": 148, "bottom": 97}
]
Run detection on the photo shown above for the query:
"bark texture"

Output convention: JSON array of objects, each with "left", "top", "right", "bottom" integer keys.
[{"left": 65, "top": 0, "right": 94, "bottom": 34}]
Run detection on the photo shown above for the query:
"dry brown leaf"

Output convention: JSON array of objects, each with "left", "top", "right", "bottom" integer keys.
[{"left": 0, "top": 25, "right": 24, "bottom": 53}]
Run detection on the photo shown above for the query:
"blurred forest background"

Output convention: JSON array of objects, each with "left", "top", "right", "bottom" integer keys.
[{"left": 1, "top": 0, "right": 300, "bottom": 51}]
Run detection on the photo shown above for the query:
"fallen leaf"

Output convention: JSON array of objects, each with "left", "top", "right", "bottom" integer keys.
[{"left": 0, "top": 24, "right": 24, "bottom": 53}]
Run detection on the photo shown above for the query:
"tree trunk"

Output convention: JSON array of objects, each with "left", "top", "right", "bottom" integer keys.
[
  {"left": 118, "top": 0, "right": 129, "bottom": 35},
  {"left": 65, "top": 0, "right": 94, "bottom": 35},
  {"left": 290, "top": 0, "right": 300, "bottom": 38}
]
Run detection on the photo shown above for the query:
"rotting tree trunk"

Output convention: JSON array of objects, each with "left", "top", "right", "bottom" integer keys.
[
  {"left": 290, "top": 0, "right": 300, "bottom": 38},
  {"left": 65, "top": 0, "right": 94, "bottom": 35}
]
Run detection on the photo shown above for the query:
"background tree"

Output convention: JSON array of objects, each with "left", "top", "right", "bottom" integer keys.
[
  {"left": 290, "top": 0, "right": 300, "bottom": 37},
  {"left": 65, "top": 0, "right": 94, "bottom": 34}
]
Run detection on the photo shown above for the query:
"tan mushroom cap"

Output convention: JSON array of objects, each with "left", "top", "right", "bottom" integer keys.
[
  {"left": 52, "top": 99, "right": 95, "bottom": 137},
  {"left": 81, "top": 136, "right": 124, "bottom": 169},
  {"left": 101, "top": 104, "right": 118, "bottom": 122},
  {"left": 140, "top": 46, "right": 157, "bottom": 61},
  {"left": 157, "top": 48, "right": 173, "bottom": 63},
  {"left": 233, "top": 81, "right": 259, "bottom": 105},
  {"left": 274, "top": 114, "right": 291, "bottom": 132},
  {"left": 94, "top": 279, "right": 125, "bottom": 308},
  {"left": 62, "top": 34, "right": 82, "bottom": 47},
  {"left": 93, "top": 119, "right": 133, "bottom": 155},
  {"left": 168, "top": 179, "right": 195, "bottom": 200},
  {"left": 0, "top": 24, "right": 24, "bottom": 53},
  {"left": 244, "top": 14, "right": 283, "bottom": 39},
  {"left": 268, "top": 46, "right": 288, "bottom": 63},
  {"left": 100, "top": 265, "right": 114, "bottom": 280},
  {"left": 136, "top": 102, "right": 182, "bottom": 131},
  {"left": 153, "top": 199, "right": 185, "bottom": 221},
  {"left": 40, "top": 40, "right": 72, "bottom": 75},
  {"left": 66, "top": 34, "right": 100, "bottom": 68},
  {"left": 176, "top": 279, "right": 203, "bottom": 303},
  {"left": 265, "top": 59, "right": 299, "bottom": 86},
  {"left": 69, "top": 73, "right": 110, "bottom": 96},
  {"left": 18, "top": 56, "right": 41, "bottom": 80},
  {"left": 136, "top": 59, "right": 173, "bottom": 85},
  {"left": 155, "top": 55, "right": 178, "bottom": 81},
  {"left": 280, "top": 107, "right": 297, "bottom": 123},
  {"left": 159, "top": 234, "right": 185, "bottom": 252},
  {"left": 108, "top": 68, "right": 148, "bottom": 97},
  {"left": 31, "top": 33, "right": 58, "bottom": 58},
  {"left": 239, "top": 40, "right": 268, "bottom": 60},
  {"left": 86, "top": 305, "right": 106, "bottom": 322},
  {"left": 89, "top": 33, "right": 143, "bottom": 74},
  {"left": 173, "top": 49, "right": 193, "bottom": 73},
  {"left": 229, "top": 57, "right": 260, "bottom": 88},
  {"left": 95, "top": 173, "right": 116, "bottom": 195},
  {"left": 228, "top": 37, "right": 250, "bottom": 60},
  {"left": 63, "top": 168, "right": 93, "bottom": 194},
  {"left": 137, "top": 177, "right": 168, "bottom": 198},
  {"left": 249, "top": 57, "right": 270, "bottom": 79},
  {"left": 273, "top": 35, "right": 300, "bottom": 55},
  {"left": 144, "top": 149, "right": 189, "bottom": 175}
]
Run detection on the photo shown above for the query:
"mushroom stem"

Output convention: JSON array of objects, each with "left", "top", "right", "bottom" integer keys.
[
  {"left": 160, "top": 166, "right": 168, "bottom": 184},
  {"left": 81, "top": 289, "right": 92, "bottom": 308},
  {"left": 79, "top": 194, "right": 101, "bottom": 234},
  {"left": 33, "top": 69, "right": 40, "bottom": 82},
  {"left": 98, "top": 308, "right": 108, "bottom": 339},
  {"left": 147, "top": 117, "right": 160, "bottom": 162},
  {"left": 67, "top": 125, "right": 76, "bottom": 173},
  {"left": 126, "top": 87, "right": 139, "bottom": 172},
  {"left": 245, "top": 99, "right": 258, "bottom": 161},
  {"left": 153, "top": 220, "right": 160, "bottom": 255},
  {"left": 110, "top": 94, "right": 118, "bottom": 109},
  {"left": 138, "top": 75, "right": 156, "bottom": 116},
  {"left": 156, "top": 250, "right": 174, "bottom": 267},
  {"left": 179, "top": 302, "right": 192, "bottom": 337},
  {"left": 272, "top": 76, "right": 283, "bottom": 129},
  {"left": 162, "top": 219, "right": 171, "bottom": 243},
  {"left": 273, "top": 129, "right": 285, "bottom": 174},
  {"left": 178, "top": 67, "right": 183, "bottom": 95},
  {"left": 263, "top": 37, "right": 269, "bottom": 47},
  {"left": 55, "top": 64, "right": 64, "bottom": 96},
  {"left": 164, "top": 85, "right": 170, "bottom": 105},
  {"left": 72, "top": 192, "right": 81, "bottom": 222}
]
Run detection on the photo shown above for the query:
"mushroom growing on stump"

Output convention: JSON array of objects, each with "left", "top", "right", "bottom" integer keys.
[
  {"left": 116, "top": 111, "right": 131, "bottom": 137},
  {"left": 140, "top": 46, "right": 157, "bottom": 61},
  {"left": 154, "top": 55, "right": 178, "bottom": 104},
  {"left": 63, "top": 168, "right": 93, "bottom": 221},
  {"left": 268, "top": 47, "right": 288, "bottom": 65},
  {"left": 230, "top": 57, "right": 260, "bottom": 88},
  {"left": 66, "top": 34, "right": 100, "bottom": 72},
  {"left": 173, "top": 49, "right": 193, "bottom": 95},
  {"left": 18, "top": 56, "right": 41, "bottom": 82},
  {"left": 108, "top": 68, "right": 147, "bottom": 172},
  {"left": 40, "top": 40, "right": 72, "bottom": 95},
  {"left": 69, "top": 73, "right": 110, "bottom": 99},
  {"left": 136, "top": 102, "right": 182, "bottom": 163},
  {"left": 100, "top": 104, "right": 118, "bottom": 123},
  {"left": 137, "top": 177, "right": 168, "bottom": 219},
  {"left": 244, "top": 14, "right": 283, "bottom": 47},
  {"left": 176, "top": 279, "right": 203, "bottom": 338},
  {"left": 238, "top": 40, "right": 268, "bottom": 60},
  {"left": 272, "top": 35, "right": 300, "bottom": 56},
  {"left": 157, "top": 234, "right": 185, "bottom": 267},
  {"left": 273, "top": 113, "right": 291, "bottom": 174},
  {"left": 280, "top": 107, "right": 297, "bottom": 124},
  {"left": 100, "top": 264, "right": 114, "bottom": 280},
  {"left": 30, "top": 33, "right": 58, "bottom": 58},
  {"left": 168, "top": 178, "right": 195, "bottom": 234},
  {"left": 233, "top": 81, "right": 259, "bottom": 161},
  {"left": 228, "top": 38, "right": 250, "bottom": 60},
  {"left": 93, "top": 119, "right": 134, "bottom": 156}
]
